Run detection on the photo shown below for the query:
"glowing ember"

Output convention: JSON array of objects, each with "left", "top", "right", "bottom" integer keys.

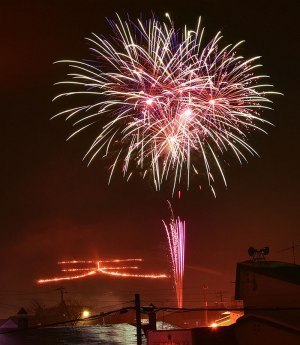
[
  {"left": 37, "top": 258, "right": 168, "bottom": 284},
  {"left": 53, "top": 14, "right": 279, "bottom": 194},
  {"left": 163, "top": 202, "right": 186, "bottom": 308}
]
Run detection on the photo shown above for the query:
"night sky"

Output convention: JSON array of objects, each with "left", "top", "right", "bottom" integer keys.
[{"left": 1, "top": 0, "right": 299, "bottom": 318}]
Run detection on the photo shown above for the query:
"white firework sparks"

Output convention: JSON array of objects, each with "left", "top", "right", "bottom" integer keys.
[{"left": 53, "top": 14, "right": 280, "bottom": 194}]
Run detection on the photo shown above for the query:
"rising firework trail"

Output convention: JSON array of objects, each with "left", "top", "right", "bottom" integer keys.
[
  {"left": 37, "top": 258, "right": 169, "bottom": 284},
  {"left": 54, "top": 14, "right": 280, "bottom": 194},
  {"left": 163, "top": 202, "right": 186, "bottom": 308}
]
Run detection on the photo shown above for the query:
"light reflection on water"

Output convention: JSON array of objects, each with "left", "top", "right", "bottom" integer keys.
[{"left": 0, "top": 324, "right": 147, "bottom": 345}]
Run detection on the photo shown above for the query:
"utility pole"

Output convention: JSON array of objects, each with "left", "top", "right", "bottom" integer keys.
[
  {"left": 135, "top": 293, "right": 142, "bottom": 345},
  {"left": 290, "top": 241, "right": 300, "bottom": 264},
  {"left": 56, "top": 286, "right": 71, "bottom": 320},
  {"left": 202, "top": 285, "right": 208, "bottom": 326},
  {"left": 219, "top": 291, "right": 224, "bottom": 303},
  {"left": 56, "top": 286, "right": 67, "bottom": 305},
  {"left": 215, "top": 290, "right": 226, "bottom": 306}
]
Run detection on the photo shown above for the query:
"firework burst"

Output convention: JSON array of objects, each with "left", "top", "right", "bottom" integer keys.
[
  {"left": 163, "top": 202, "right": 186, "bottom": 308},
  {"left": 54, "top": 14, "right": 279, "bottom": 194}
]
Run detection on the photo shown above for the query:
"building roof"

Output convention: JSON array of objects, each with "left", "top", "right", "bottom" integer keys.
[
  {"left": 148, "top": 327, "right": 239, "bottom": 345},
  {"left": 234, "top": 314, "right": 300, "bottom": 335},
  {"left": 235, "top": 260, "right": 300, "bottom": 299},
  {"left": 237, "top": 260, "right": 300, "bottom": 284},
  {"left": 0, "top": 318, "right": 18, "bottom": 329}
]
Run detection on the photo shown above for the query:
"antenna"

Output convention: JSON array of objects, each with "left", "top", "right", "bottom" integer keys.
[{"left": 278, "top": 241, "right": 300, "bottom": 264}]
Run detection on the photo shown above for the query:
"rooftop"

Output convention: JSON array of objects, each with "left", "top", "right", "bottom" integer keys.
[
  {"left": 237, "top": 260, "right": 300, "bottom": 285},
  {"left": 235, "top": 260, "right": 300, "bottom": 300}
]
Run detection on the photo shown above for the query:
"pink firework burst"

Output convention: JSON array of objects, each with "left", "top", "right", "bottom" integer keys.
[
  {"left": 163, "top": 202, "right": 186, "bottom": 308},
  {"left": 54, "top": 14, "right": 280, "bottom": 194}
]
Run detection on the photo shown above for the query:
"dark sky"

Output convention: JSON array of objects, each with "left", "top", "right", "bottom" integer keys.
[{"left": 1, "top": 0, "right": 299, "bottom": 317}]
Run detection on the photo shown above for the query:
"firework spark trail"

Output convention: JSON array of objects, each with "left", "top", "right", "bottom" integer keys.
[
  {"left": 58, "top": 260, "right": 95, "bottom": 264},
  {"left": 58, "top": 259, "right": 143, "bottom": 264},
  {"left": 61, "top": 266, "right": 140, "bottom": 272},
  {"left": 61, "top": 268, "right": 96, "bottom": 272},
  {"left": 54, "top": 14, "right": 280, "bottom": 194},
  {"left": 163, "top": 202, "right": 186, "bottom": 308},
  {"left": 97, "top": 265, "right": 168, "bottom": 279},
  {"left": 37, "top": 271, "right": 97, "bottom": 284},
  {"left": 37, "top": 258, "right": 168, "bottom": 284}
]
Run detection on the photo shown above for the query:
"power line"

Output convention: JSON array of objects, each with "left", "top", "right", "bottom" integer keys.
[
  {"left": 2, "top": 304, "right": 300, "bottom": 336},
  {"left": 0, "top": 307, "right": 135, "bottom": 335}
]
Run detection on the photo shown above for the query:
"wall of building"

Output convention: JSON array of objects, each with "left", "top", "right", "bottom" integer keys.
[
  {"left": 234, "top": 318, "right": 299, "bottom": 345},
  {"left": 238, "top": 270, "right": 300, "bottom": 307}
]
